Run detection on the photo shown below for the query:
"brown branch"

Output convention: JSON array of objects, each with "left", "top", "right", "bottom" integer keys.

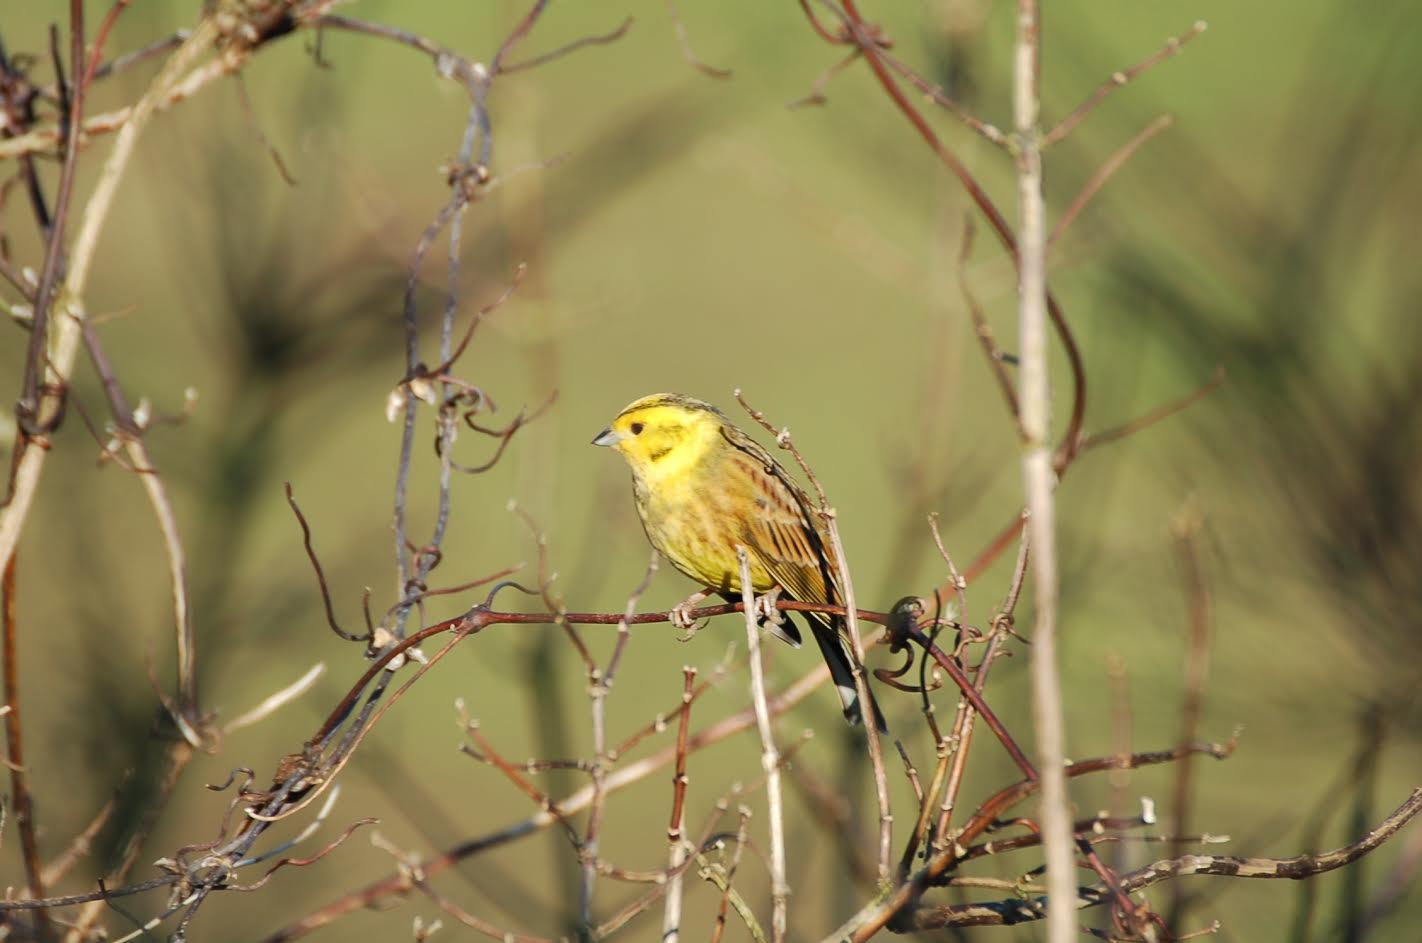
[
  {"left": 1049, "top": 114, "right": 1174, "bottom": 248},
  {"left": 733, "top": 390, "right": 894, "bottom": 881},
  {"left": 661, "top": 666, "right": 697, "bottom": 943},
  {"left": 40, "top": 794, "right": 118, "bottom": 887},
  {"left": 879, "top": 50, "right": 1009, "bottom": 149},
  {"left": 709, "top": 808, "right": 753, "bottom": 943},
  {"left": 1043, "top": 21, "right": 1207, "bottom": 148},
  {"left": 498, "top": 17, "right": 633, "bottom": 74},
  {"left": 795, "top": 0, "right": 847, "bottom": 45},
  {"left": 906, "top": 787, "right": 1422, "bottom": 930},
  {"left": 906, "top": 622, "right": 1036, "bottom": 780},
  {"left": 834, "top": 740, "right": 1237, "bottom": 942},
  {"left": 17, "top": 0, "right": 86, "bottom": 439},
  {"left": 1167, "top": 505, "right": 1213, "bottom": 928},
  {"left": 579, "top": 555, "right": 659, "bottom": 934},
  {"left": 949, "top": 362, "right": 1222, "bottom": 596},
  {"left": 666, "top": 0, "right": 731, "bottom": 78},
  {"left": 1079, "top": 366, "right": 1225, "bottom": 450},
  {"left": 923, "top": 528, "right": 1027, "bottom": 865},
  {"left": 285, "top": 483, "right": 370, "bottom": 642},
  {"left": 957, "top": 218, "right": 1019, "bottom": 421},
  {"left": 261, "top": 629, "right": 872, "bottom": 942},
  {"left": 3, "top": 553, "right": 52, "bottom": 939},
  {"left": 830, "top": 0, "right": 1088, "bottom": 475},
  {"left": 414, "top": 879, "right": 550, "bottom": 943},
  {"left": 79, "top": 0, "right": 134, "bottom": 92}
]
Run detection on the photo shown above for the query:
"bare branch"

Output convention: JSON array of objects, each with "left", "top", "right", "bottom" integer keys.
[
  {"left": 907, "top": 787, "right": 1422, "bottom": 929},
  {"left": 736, "top": 547, "right": 788, "bottom": 943},
  {"left": 225, "top": 663, "right": 327, "bottom": 734},
  {"left": 1043, "top": 21, "right": 1207, "bottom": 147},
  {"left": 1049, "top": 114, "right": 1174, "bottom": 247},
  {"left": 3, "top": 553, "right": 52, "bottom": 937},
  {"left": 666, "top": 1, "right": 731, "bottom": 78}
]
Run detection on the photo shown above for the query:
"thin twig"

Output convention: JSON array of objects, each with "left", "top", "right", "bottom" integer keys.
[
  {"left": 1168, "top": 504, "right": 1213, "bottom": 927},
  {"left": 830, "top": 739, "right": 1239, "bottom": 942},
  {"left": 3, "top": 553, "right": 52, "bottom": 939},
  {"left": 922, "top": 528, "right": 1026, "bottom": 866},
  {"left": 17, "top": 0, "right": 86, "bottom": 440},
  {"left": 224, "top": 663, "right": 327, "bottom": 734},
  {"left": 665, "top": 0, "right": 731, "bottom": 78},
  {"left": 498, "top": 17, "right": 633, "bottom": 74},
  {"left": 906, "top": 787, "right": 1422, "bottom": 929},
  {"left": 261, "top": 633, "right": 872, "bottom": 942},
  {"left": 956, "top": 218, "right": 1019, "bottom": 421},
  {"left": 580, "top": 555, "right": 658, "bottom": 936},
  {"left": 1049, "top": 114, "right": 1173, "bottom": 247},
  {"left": 733, "top": 390, "right": 896, "bottom": 881},
  {"left": 0, "top": 16, "right": 220, "bottom": 586},
  {"left": 79, "top": 0, "right": 135, "bottom": 91},
  {"left": 1042, "top": 21, "right": 1207, "bottom": 147},
  {"left": 661, "top": 667, "right": 697, "bottom": 943},
  {"left": 879, "top": 49, "right": 1009, "bottom": 149},
  {"left": 39, "top": 794, "right": 118, "bottom": 888},
  {"left": 285, "top": 484, "right": 371, "bottom": 642},
  {"left": 736, "top": 547, "right": 787, "bottom": 943},
  {"left": 1079, "top": 366, "right": 1225, "bottom": 450},
  {"left": 709, "top": 808, "right": 754, "bottom": 943},
  {"left": 0, "top": 29, "right": 250, "bottom": 163},
  {"left": 829, "top": 0, "right": 1089, "bottom": 474}
]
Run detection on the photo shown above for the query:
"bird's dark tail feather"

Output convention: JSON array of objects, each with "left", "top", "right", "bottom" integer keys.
[{"left": 807, "top": 618, "right": 887, "bottom": 733}]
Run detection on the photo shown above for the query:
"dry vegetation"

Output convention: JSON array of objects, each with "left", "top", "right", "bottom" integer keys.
[{"left": 0, "top": 3, "right": 1418, "bottom": 942}]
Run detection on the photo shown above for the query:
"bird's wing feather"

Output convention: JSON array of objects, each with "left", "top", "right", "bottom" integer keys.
[
  {"left": 716, "top": 422, "right": 885, "bottom": 731},
  {"left": 716, "top": 424, "right": 840, "bottom": 610}
]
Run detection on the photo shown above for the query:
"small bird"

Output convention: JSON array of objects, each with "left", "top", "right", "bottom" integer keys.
[{"left": 592, "top": 393, "right": 884, "bottom": 730}]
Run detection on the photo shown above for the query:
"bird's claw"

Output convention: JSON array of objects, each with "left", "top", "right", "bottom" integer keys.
[
  {"left": 669, "top": 590, "right": 711, "bottom": 631},
  {"left": 754, "top": 586, "right": 784, "bottom": 626}
]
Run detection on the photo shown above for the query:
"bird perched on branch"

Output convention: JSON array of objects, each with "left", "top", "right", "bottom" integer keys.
[{"left": 592, "top": 393, "right": 884, "bottom": 730}]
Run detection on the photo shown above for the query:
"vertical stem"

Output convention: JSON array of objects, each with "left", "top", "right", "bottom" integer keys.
[
  {"left": 823, "top": 518, "right": 892, "bottom": 884},
  {"left": 662, "top": 667, "right": 696, "bottom": 943},
  {"left": 579, "top": 666, "right": 605, "bottom": 940},
  {"left": 1168, "top": 509, "right": 1211, "bottom": 928},
  {"left": 1013, "top": 2, "right": 1074, "bottom": 940},
  {"left": 0, "top": 19, "right": 219, "bottom": 575},
  {"left": 3, "top": 554, "right": 53, "bottom": 941},
  {"left": 736, "top": 547, "right": 787, "bottom": 943}
]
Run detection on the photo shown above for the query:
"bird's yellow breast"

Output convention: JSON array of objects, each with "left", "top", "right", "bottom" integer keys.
[{"left": 631, "top": 438, "right": 777, "bottom": 594}]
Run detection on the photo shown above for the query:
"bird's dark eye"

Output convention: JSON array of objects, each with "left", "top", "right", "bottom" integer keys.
[{"left": 630, "top": 422, "right": 645, "bottom": 435}]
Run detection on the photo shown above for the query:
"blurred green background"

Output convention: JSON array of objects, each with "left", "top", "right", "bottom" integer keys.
[{"left": 2, "top": 1, "right": 1419, "bottom": 940}]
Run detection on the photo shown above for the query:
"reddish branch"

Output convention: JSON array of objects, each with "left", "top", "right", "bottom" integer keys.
[
  {"left": 3, "top": 554, "right": 52, "bottom": 938},
  {"left": 907, "top": 787, "right": 1422, "bottom": 930}
]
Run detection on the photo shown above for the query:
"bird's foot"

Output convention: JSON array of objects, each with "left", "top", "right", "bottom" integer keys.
[
  {"left": 754, "top": 586, "right": 785, "bottom": 626},
  {"left": 670, "top": 589, "right": 711, "bottom": 636}
]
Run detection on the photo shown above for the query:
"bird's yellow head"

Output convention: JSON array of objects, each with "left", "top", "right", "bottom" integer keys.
[{"left": 591, "top": 393, "right": 725, "bottom": 482}]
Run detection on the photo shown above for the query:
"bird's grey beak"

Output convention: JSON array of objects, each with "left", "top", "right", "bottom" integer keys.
[{"left": 592, "top": 427, "right": 625, "bottom": 447}]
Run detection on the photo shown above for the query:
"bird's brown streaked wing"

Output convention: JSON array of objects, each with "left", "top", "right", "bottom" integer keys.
[
  {"left": 718, "top": 422, "right": 886, "bottom": 731},
  {"left": 717, "top": 423, "right": 841, "bottom": 609}
]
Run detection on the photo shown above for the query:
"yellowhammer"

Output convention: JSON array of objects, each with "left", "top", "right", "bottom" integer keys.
[{"left": 593, "top": 393, "right": 884, "bottom": 729}]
